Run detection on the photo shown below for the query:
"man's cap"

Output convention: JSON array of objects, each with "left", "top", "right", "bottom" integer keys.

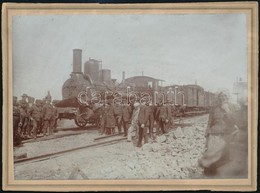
[
  {"left": 28, "top": 96, "right": 35, "bottom": 103},
  {"left": 21, "top": 94, "right": 28, "bottom": 97},
  {"left": 35, "top": 99, "right": 41, "bottom": 104}
]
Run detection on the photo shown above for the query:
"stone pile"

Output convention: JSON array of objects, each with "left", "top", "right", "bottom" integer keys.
[{"left": 118, "top": 123, "right": 207, "bottom": 179}]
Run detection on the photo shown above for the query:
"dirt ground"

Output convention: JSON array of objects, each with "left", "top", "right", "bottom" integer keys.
[{"left": 14, "top": 115, "right": 208, "bottom": 180}]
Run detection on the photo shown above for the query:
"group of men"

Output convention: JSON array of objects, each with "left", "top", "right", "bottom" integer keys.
[
  {"left": 13, "top": 92, "right": 185, "bottom": 148},
  {"left": 13, "top": 93, "right": 58, "bottom": 146},
  {"left": 98, "top": 96, "right": 182, "bottom": 147}
]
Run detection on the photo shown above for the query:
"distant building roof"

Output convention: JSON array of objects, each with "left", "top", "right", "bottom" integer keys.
[
  {"left": 164, "top": 84, "right": 204, "bottom": 90},
  {"left": 124, "top": 76, "right": 161, "bottom": 83},
  {"left": 184, "top": 84, "right": 204, "bottom": 89}
]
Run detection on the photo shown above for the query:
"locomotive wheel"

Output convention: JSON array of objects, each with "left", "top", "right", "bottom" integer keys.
[{"left": 74, "top": 117, "right": 87, "bottom": 127}]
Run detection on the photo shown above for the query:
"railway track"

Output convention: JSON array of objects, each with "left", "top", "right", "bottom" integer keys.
[
  {"left": 14, "top": 135, "right": 127, "bottom": 166},
  {"left": 15, "top": 113, "right": 207, "bottom": 165}
]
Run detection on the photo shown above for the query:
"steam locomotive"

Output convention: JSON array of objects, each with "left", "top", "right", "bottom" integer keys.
[{"left": 55, "top": 49, "right": 216, "bottom": 127}]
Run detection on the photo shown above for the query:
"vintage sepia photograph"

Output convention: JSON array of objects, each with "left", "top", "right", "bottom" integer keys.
[{"left": 2, "top": 2, "right": 258, "bottom": 191}]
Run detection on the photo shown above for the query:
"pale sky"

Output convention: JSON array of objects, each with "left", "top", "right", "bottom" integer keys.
[{"left": 12, "top": 14, "right": 247, "bottom": 102}]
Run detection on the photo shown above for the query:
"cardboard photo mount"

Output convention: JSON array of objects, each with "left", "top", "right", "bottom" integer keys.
[{"left": 2, "top": 2, "right": 258, "bottom": 191}]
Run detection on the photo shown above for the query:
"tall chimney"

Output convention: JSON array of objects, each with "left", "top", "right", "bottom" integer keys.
[
  {"left": 73, "top": 49, "right": 82, "bottom": 73},
  {"left": 122, "top": 71, "right": 125, "bottom": 83}
]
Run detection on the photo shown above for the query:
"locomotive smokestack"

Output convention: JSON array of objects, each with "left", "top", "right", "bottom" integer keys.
[{"left": 73, "top": 49, "right": 82, "bottom": 73}]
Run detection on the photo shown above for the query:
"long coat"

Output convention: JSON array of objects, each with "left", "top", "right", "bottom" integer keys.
[
  {"left": 114, "top": 104, "right": 123, "bottom": 117},
  {"left": 156, "top": 104, "right": 172, "bottom": 122},
  {"left": 138, "top": 105, "right": 150, "bottom": 127},
  {"left": 122, "top": 105, "right": 132, "bottom": 122},
  {"left": 206, "top": 104, "right": 238, "bottom": 135},
  {"left": 42, "top": 103, "right": 55, "bottom": 120},
  {"left": 29, "top": 104, "right": 42, "bottom": 121},
  {"left": 19, "top": 100, "right": 29, "bottom": 117},
  {"left": 103, "top": 104, "right": 116, "bottom": 128}
]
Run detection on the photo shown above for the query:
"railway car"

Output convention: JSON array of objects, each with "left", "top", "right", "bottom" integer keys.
[{"left": 164, "top": 84, "right": 215, "bottom": 112}]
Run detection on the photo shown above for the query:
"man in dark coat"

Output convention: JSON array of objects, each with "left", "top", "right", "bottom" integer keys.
[
  {"left": 146, "top": 102, "right": 155, "bottom": 139},
  {"left": 156, "top": 101, "right": 172, "bottom": 135},
  {"left": 137, "top": 104, "right": 150, "bottom": 147},
  {"left": 114, "top": 102, "right": 123, "bottom": 133},
  {"left": 99, "top": 101, "right": 106, "bottom": 135},
  {"left": 103, "top": 95, "right": 116, "bottom": 135},
  {"left": 121, "top": 97, "right": 132, "bottom": 136},
  {"left": 37, "top": 99, "right": 44, "bottom": 135}
]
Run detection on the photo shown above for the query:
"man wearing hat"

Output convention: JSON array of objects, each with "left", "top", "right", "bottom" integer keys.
[
  {"left": 99, "top": 100, "right": 106, "bottom": 135},
  {"left": 26, "top": 96, "right": 35, "bottom": 138},
  {"left": 136, "top": 102, "right": 150, "bottom": 147},
  {"left": 120, "top": 96, "right": 132, "bottom": 137},
  {"left": 146, "top": 102, "right": 156, "bottom": 139},
  {"left": 37, "top": 99, "right": 44, "bottom": 135},
  {"left": 155, "top": 100, "right": 172, "bottom": 135},
  {"left": 42, "top": 96, "right": 55, "bottom": 136},
  {"left": 127, "top": 102, "right": 140, "bottom": 142},
  {"left": 28, "top": 99, "right": 42, "bottom": 139},
  {"left": 19, "top": 94, "right": 29, "bottom": 138},
  {"left": 103, "top": 95, "right": 116, "bottom": 135},
  {"left": 114, "top": 101, "right": 123, "bottom": 134},
  {"left": 50, "top": 100, "right": 59, "bottom": 134}
]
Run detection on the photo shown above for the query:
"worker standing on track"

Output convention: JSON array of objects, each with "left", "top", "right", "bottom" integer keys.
[
  {"left": 127, "top": 102, "right": 141, "bottom": 142},
  {"left": 137, "top": 103, "right": 150, "bottom": 147},
  {"left": 27, "top": 96, "right": 35, "bottom": 137},
  {"left": 29, "top": 99, "right": 42, "bottom": 139},
  {"left": 104, "top": 95, "right": 116, "bottom": 135},
  {"left": 42, "top": 94, "right": 54, "bottom": 136},
  {"left": 146, "top": 102, "right": 155, "bottom": 139},
  {"left": 51, "top": 100, "right": 59, "bottom": 133},
  {"left": 49, "top": 100, "right": 58, "bottom": 135},
  {"left": 38, "top": 99, "right": 44, "bottom": 135},
  {"left": 179, "top": 104, "right": 186, "bottom": 124},
  {"left": 156, "top": 101, "right": 171, "bottom": 135},
  {"left": 19, "top": 94, "right": 29, "bottom": 138},
  {"left": 114, "top": 102, "right": 123, "bottom": 134},
  {"left": 121, "top": 96, "right": 132, "bottom": 137},
  {"left": 99, "top": 101, "right": 106, "bottom": 135}
]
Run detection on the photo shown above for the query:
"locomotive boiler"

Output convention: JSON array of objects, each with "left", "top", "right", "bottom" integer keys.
[{"left": 55, "top": 49, "right": 116, "bottom": 127}]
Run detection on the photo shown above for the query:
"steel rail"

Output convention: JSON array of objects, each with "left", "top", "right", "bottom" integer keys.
[
  {"left": 22, "top": 130, "right": 91, "bottom": 144},
  {"left": 14, "top": 136, "right": 127, "bottom": 165},
  {"left": 94, "top": 132, "right": 125, "bottom": 141}
]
